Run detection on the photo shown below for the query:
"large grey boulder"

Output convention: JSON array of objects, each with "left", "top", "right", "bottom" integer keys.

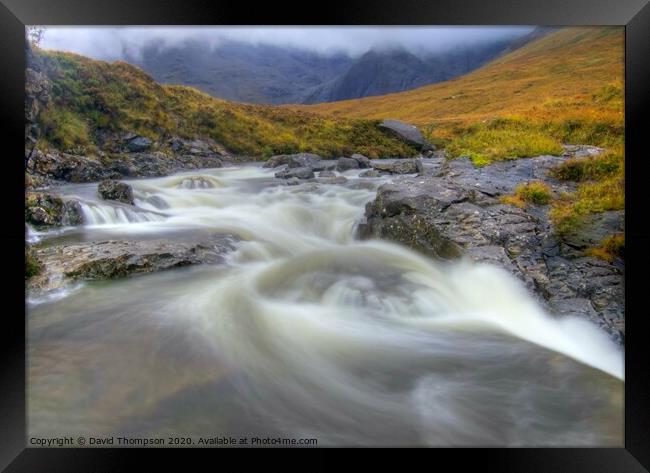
[
  {"left": 378, "top": 119, "right": 434, "bottom": 151},
  {"left": 98, "top": 180, "right": 134, "bottom": 205},
  {"left": 350, "top": 153, "right": 372, "bottom": 168},
  {"left": 264, "top": 153, "right": 322, "bottom": 169},
  {"left": 336, "top": 157, "right": 360, "bottom": 171},
  {"left": 371, "top": 159, "right": 421, "bottom": 174},
  {"left": 275, "top": 167, "right": 315, "bottom": 179}
]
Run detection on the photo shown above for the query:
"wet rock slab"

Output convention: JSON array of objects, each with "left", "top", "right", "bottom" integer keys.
[{"left": 27, "top": 234, "right": 238, "bottom": 294}]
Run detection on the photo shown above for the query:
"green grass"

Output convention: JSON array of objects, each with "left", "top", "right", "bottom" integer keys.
[
  {"left": 501, "top": 181, "right": 553, "bottom": 208},
  {"left": 586, "top": 234, "right": 624, "bottom": 262},
  {"left": 445, "top": 118, "right": 564, "bottom": 166},
  {"left": 35, "top": 50, "right": 417, "bottom": 159},
  {"left": 25, "top": 246, "right": 41, "bottom": 279}
]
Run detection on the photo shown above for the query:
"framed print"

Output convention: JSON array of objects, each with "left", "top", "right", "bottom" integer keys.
[{"left": 1, "top": 0, "right": 649, "bottom": 470}]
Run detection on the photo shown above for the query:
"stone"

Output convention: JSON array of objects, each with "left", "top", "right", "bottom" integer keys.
[
  {"left": 371, "top": 159, "right": 420, "bottom": 174},
  {"left": 27, "top": 235, "right": 238, "bottom": 294},
  {"left": 25, "top": 192, "right": 84, "bottom": 228},
  {"left": 336, "top": 157, "right": 360, "bottom": 171},
  {"left": 359, "top": 169, "right": 381, "bottom": 178},
  {"left": 264, "top": 153, "right": 322, "bottom": 169},
  {"left": 378, "top": 119, "right": 434, "bottom": 151},
  {"left": 98, "top": 180, "right": 134, "bottom": 205},
  {"left": 275, "top": 167, "right": 315, "bottom": 180},
  {"left": 126, "top": 136, "right": 153, "bottom": 152},
  {"left": 350, "top": 153, "right": 372, "bottom": 168}
]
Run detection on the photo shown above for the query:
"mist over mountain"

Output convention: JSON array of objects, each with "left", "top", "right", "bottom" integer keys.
[{"left": 127, "top": 35, "right": 534, "bottom": 105}]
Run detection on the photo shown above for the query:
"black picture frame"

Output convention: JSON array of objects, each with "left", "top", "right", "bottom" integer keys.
[{"left": 1, "top": 0, "right": 649, "bottom": 470}]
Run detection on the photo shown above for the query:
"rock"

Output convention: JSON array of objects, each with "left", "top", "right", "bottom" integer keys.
[
  {"left": 126, "top": 136, "right": 153, "bottom": 152},
  {"left": 371, "top": 159, "right": 420, "bottom": 174},
  {"left": 560, "top": 211, "right": 624, "bottom": 256},
  {"left": 264, "top": 153, "right": 322, "bottom": 169},
  {"left": 27, "top": 235, "right": 238, "bottom": 293},
  {"left": 350, "top": 153, "right": 372, "bottom": 168},
  {"left": 168, "top": 137, "right": 229, "bottom": 159},
  {"left": 378, "top": 119, "right": 434, "bottom": 151},
  {"left": 275, "top": 167, "right": 315, "bottom": 180},
  {"left": 358, "top": 154, "right": 624, "bottom": 341},
  {"left": 286, "top": 177, "right": 302, "bottom": 186},
  {"left": 336, "top": 157, "right": 360, "bottom": 171},
  {"left": 318, "top": 170, "right": 336, "bottom": 178},
  {"left": 98, "top": 180, "right": 134, "bottom": 205},
  {"left": 359, "top": 169, "right": 381, "bottom": 178},
  {"left": 321, "top": 176, "right": 348, "bottom": 185},
  {"left": 25, "top": 192, "right": 85, "bottom": 228}
]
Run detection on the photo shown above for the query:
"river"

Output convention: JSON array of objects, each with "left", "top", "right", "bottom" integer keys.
[{"left": 27, "top": 163, "right": 624, "bottom": 446}]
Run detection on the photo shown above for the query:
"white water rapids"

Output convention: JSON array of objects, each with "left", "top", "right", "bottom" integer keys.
[{"left": 28, "top": 164, "right": 623, "bottom": 446}]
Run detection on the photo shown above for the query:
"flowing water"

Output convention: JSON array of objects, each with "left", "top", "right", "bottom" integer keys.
[{"left": 27, "top": 164, "right": 624, "bottom": 446}]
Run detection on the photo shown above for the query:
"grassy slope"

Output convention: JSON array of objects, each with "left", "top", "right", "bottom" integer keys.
[
  {"left": 35, "top": 50, "right": 417, "bottom": 159},
  {"left": 294, "top": 27, "right": 625, "bottom": 254},
  {"left": 293, "top": 27, "right": 624, "bottom": 164}
]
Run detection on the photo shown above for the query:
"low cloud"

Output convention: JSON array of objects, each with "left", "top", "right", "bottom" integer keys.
[{"left": 37, "top": 26, "right": 534, "bottom": 60}]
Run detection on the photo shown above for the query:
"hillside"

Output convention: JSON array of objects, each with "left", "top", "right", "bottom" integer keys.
[
  {"left": 31, "top": 49, "right": 417, "bottom": 159},
  {"left": 295, "top": 26, "right": 624, "bottom": 247},
  {"left": 294, "top": 27, "right": 624, "bottom": 163}
]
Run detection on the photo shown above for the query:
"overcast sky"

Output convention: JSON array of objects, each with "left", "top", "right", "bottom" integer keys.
[{"left": 37, "top": 26, "right": 535, "bottom": 60}]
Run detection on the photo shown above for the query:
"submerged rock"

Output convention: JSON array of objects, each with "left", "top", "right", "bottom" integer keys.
[
  {"left": 98, "top": 180, "right": 134, "bottom": 205},
  {"left": 358, "top": 155, "right": 624, "bottom": 342},
  {"left": 359, "top": 169, "right": 381, "bottom": 178}
]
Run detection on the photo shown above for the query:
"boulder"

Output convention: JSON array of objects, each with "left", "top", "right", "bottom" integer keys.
[
  {"left": 98, "top": 180, "right": 134, "bottom": 205},
  {"left": 359, "top": 169, "right": 381, "bottom": 178},
  {"left": 126, "top": 136, "right": 153, "bottom": 152},
  {"left": 371, "top": 159, "right": 420, "bottom": 174},
  {"left": 350, "top": 153, "right": 372, "bottom": 168},
  {"left": 275, "top": 167, "right": 315, "bottom": 180},
  {"left": 264, "top": 153, "right": 322, "bottom": 169},
  {"left": 25, "top": 192, "right": 85, "bottom": 228},
  {"left": 378, "top": 119, "right": 434, "bottom": 151},
  {"left": 336, "top": 157, "right": 360, "bottom": 171}
]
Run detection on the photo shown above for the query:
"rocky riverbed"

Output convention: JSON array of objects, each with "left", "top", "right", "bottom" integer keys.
[
  {"left": 26, "top": 148, "right": 624, "bottom": 344},
  {"left": 357, "top": 149, "right": 624, "bottom": 343}
]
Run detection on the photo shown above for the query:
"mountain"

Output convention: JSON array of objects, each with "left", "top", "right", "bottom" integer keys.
[
  {"left": 130, "top": 41, "right": 353, "bottom": 105},
  {"left": 128, "top": 35, "right": 532, "bottom": 105},
  {"left": 303, "top": 38, "right": 523, "bottom": 104}
]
